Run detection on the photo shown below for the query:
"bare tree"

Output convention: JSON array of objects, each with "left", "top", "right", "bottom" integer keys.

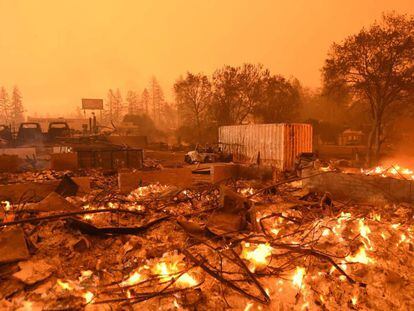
[
  {"left": 210, "top": 64, "right": 269, "bottom": 125},
  {"left": 105, "top": 88, "right": 123, "bottom": 124},
  {"left": 253, "top": 76, "right": 302, "bottom": 123},
  {"left": 323, "top": 12, "right": 414, "bottom": 164},
  {"left": 174, "top": 72, "right": 211, "bottom": 141}
]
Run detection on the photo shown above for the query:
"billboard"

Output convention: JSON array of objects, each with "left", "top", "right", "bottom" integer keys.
[{"left": 82, "top": 98, "right": 103, "bottom": 110}]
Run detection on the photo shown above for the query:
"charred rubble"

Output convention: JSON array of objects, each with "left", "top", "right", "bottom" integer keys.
[{"left": 0, "top": 154, "right": 413, "bottom": 310}]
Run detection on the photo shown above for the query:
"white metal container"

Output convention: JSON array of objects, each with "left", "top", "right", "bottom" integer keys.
[{"left": 219, "top": 123, "right": 313, "bottom": 171}]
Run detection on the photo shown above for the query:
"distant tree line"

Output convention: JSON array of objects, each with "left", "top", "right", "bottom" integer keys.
[
  {"left": 174, "top": 64, "right": 303, "bottom": 143},
  {"left": 103, "top": 77, "right": 176, "bottom": 130},
  {"left": 0, "top": 86, "right": 25, "bottom": 127}
]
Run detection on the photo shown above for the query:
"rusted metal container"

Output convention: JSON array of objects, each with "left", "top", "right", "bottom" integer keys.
[{"left": 219, "top": 123, "right": 313, "bottom": 171}]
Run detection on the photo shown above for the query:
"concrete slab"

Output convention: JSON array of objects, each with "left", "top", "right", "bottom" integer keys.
[
  {"left": 0, "top": 228, "right": 30, "bottom": 264},
  {"left": 303, "top": 169, "right": 414, "bottom": 204},
  {"left": 28, "top": 192, "right": 80, "bottom": 212},
  {"left": 0, "top": 177, "right": 90, "bottom": 203},
  {"left": 0, "top": 182, "right": 57, "bottom": 203}
]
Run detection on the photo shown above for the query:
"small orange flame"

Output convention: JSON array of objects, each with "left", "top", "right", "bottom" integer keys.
[
  {"left": 345, "top": 246, "right": 373, "bottom": 264},
  {"left": 292, "top": 266, "right": 306, "bottom": 288},
  {"left": 241, "top": 243, "right": 273, "bottom": 272}
]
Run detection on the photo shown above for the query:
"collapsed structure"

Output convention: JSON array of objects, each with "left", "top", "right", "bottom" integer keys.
[{"left": 0, "top": 123, "right": 413, "bottom": 310}]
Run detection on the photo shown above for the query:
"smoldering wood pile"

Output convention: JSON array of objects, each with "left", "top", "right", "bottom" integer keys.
[{"left": 0, "top": 169, "right": 413, "bottom": 310}]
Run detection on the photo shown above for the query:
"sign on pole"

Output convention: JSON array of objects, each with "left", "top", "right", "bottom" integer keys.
[{"left": 82, "top": 98, "right": 104, "bottom": 110}]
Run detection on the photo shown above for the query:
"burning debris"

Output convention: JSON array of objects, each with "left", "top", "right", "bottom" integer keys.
[{"left": 0, "top": 165, "right": 413, "bottom": 310}]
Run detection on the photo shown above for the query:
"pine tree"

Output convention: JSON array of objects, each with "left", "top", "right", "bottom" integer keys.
[
  {"left": 126, "top": 90, "right": 140, "bottom": 115},
  {"left": 141, "top": 88, "right": 150, "bottom": 115},
  {"left": 150, "top": 77, "right": 165, "bottom": 125},
  {"left": 0, "top": 87, "right": 11, "bottom": 125},
  {"left": 10, "top": 86, "right": 24, "bottom": 127},
  {"left": 113, "top": 88, "right": 123, "bottom": 123}
]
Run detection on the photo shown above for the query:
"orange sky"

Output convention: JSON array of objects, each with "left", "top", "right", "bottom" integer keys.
[{"left": 0, "top": 0, "right": 413, "bottom": 116}]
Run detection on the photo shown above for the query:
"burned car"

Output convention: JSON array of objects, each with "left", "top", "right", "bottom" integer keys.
[
  {"left": 16, "top": 122, "right": 44, "bottom": 145},
  {"left": 184, "top": 145, "right": 232, "bottom": 164},
  {"left": 0, "top": 125, "right": 12, "bottom": 146},
  {"left": 47, "top": 122, "right": 71, "bottom": 142}
]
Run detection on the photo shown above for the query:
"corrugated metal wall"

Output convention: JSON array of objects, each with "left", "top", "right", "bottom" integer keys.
[{"left": 219, "top": 123, "right": 312, "bottom": 171}]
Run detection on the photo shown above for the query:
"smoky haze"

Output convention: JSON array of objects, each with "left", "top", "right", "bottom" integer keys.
[{"left": 0, "top": 0, "right": 413, "bottom": 116}]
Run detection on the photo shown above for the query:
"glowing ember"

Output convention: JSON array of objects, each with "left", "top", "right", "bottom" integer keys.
[
  {"left": 239, "top": 187, "right": 254, "bottom": 196},
  {"left": 372, "top": 214, "right": 381, "bottom": 221},
  {"left": 83, "top": 214, "right": 94, "bottom": 220},
  {"left": 345, "top": 246, "right": 373, "bottom": 264},
  {"left": 173, "top": 299, "right": 180, "bottom": 308},
  {"left": 322, "top": 228, "right": 330, "bottom": 236},
  {"left": 351, "top": 296, "right": 358, "bottom": 305},
  {"left": 270, "top": 228, "right": 280, "bottom": 236},
  {"left": 241, "top": 243, "right": 273, "bottom": 271},
  {"left": 57, "top": 279, "right": 73, "bottom": 290},
  {"left": 128, "top": 183, "right": 170, "bottom": 199},
  {"left": 79, "top": 270, "right": 93, "bottom": 282},
  {"left": 292, "top": 266, "right": 306, "bottom": 288},
  {"left": 244, "top": 302, "right": 254, "bottom": 311},
  {"left": 1, "top": 200, "right": 11, "bottom": 211},
  {"left": 83, "top": 291, "right": 94, "bottom": 304}
]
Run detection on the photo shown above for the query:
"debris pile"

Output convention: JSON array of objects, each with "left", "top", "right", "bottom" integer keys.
[{"left": 0, "top": 169, "right": 413, "bottom": 310}]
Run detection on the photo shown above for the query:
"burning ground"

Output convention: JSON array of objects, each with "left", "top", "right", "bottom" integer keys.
[{"left": 0, "top": 169, "right": 413, "bottom": 310}]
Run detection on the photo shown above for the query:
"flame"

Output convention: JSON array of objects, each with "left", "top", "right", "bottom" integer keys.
[
  {"left": 121, "top": 271, "right": 142, "bottom": 286},
  {"left": 1, "top": 201, "right": 11, "bottom": 211},
  {"left": 362, "top": 164, "right": 414, "bottom": 180},
  {"left": 345, "top": 246, "right": 373, "bottom": 264},
  {"left": 83, "top": 291, "right": 94, "bottom": 304},
  {"left": 292, "top": 266, "right": 306, "bottom": 288},
  {"left": 152, "top": 260, "right": 197, "bottom": 287},
  {"left": 128, "top": 183, "right": 170, "bottom": 199},
  {"left": 57, "top": 279, "right": 73, "bottom": 290},
  {"left": 358, "top": 219, "right": 372, "bottom": 249},
  {"left": 241, "top": 243, "right": 273, "bottom": 271}
]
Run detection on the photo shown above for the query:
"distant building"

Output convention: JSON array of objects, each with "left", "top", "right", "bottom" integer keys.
[
  {"left": 338, "top": 129, "right": 364, "bottom": 146},
  {"left": 26, "top": 117, "right": 89, "bottom": 132}
]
